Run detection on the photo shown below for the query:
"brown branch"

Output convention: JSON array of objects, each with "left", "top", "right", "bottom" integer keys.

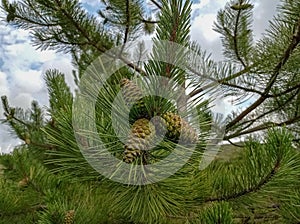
[
  {"left": 228, "top": 88, "right": 300, "bottom": 133},
  {"left": 141, "top": 18, "right": 158, "bottom": 24},
  {"left": 226, "top": 18, "right": 300, "bottom": 131},
  {"left": 227, "top": 139, "right": 244, "bottom": 147},
  {"left": 139, "top": 12, "right": 158, "bottom": 24},
  {"left": 267, "top": 83, "right": 300, "bottom": 98},
  {"left": 221, "top": 82, "right": 264, "bottom": 95},
  {"left": 150, "top": 0, "right": 162, "bottom": 9},
  {"left": 39, "top": 34, "right": 89, "bottom": 47},
  {"left": 206, "top": 158, "right": 281, "bottom": 202},
  {"left": 233, "top": 6, "right": 247, "bottom": 67},
  {"left": 188, "top": 65, "right": 255, "bottom": 98},
  {"left": 221, "top": 64, "right": 254, "bottom": 82},
  {"left": 119, "top": 55, "right": 146, "bottom": 75},
  {"left": 13, "top": 1, "right": 58, "bottom": 27},
  {"left": 53, "top": 0, "right": 146, "bottom": 75},
  {"left": 119, "top": 0, "right": 130, "bottom": 55},
  {"left": 224, "top": 115, "right": 300, "bottom": 140}
]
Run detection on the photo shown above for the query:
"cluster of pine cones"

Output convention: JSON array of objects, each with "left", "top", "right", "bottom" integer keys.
[{"left": 120, "top": 78, "right": 198, "bottom": 163}]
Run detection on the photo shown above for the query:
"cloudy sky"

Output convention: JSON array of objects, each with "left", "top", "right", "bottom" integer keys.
[{"left": 0, "top": 0, "right": 279, "bottom": 153}]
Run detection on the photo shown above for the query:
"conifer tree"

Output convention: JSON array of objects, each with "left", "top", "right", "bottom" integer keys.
[{"left": 1, "top": 0, "right": 300, "bottom": 223}]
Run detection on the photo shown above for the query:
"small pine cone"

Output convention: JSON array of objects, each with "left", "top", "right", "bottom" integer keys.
[
  {"left": 120, "top": 78, "right": 144, "bottom": 107},
  {"left": 120, "top": 78, "right": 148, "bottom": 119},
  {"left": 24, "top": 132, "right": 31, "bottom": 145},
  {"left": 18, "top": 176, "right": 29, "bottom": 188},
  {"left": 64, "top": 210, "right": 75, "bottom": 224},
  {"left": 161, "top": 112, "right": 198, "bottom": 144},
  {"left": 123, "top": 118, "right": 156, "bottom": 163}
]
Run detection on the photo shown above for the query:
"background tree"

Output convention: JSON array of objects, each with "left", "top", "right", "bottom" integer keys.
[{"left": 0, "top": 0, "right": 300, "bottom": 223}]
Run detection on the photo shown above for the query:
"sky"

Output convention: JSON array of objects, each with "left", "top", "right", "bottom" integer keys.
[{"left": 0, "top": 0, "right": 279, "bottom": 153}]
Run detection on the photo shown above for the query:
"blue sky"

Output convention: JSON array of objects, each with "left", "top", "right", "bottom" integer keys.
[{"left": 0, "top": 0, "right": 279, "bottom": 153}]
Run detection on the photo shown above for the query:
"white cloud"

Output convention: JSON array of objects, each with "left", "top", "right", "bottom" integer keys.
[
  {"left": 12, "top": 93, "right": 34, "bottom": 109},
  {"left": 190, "top": 0, "right": 227, "bottom": 61},
  {"left": 191, "top": 0, "right": 210, "bottom": 11},
  {"left": 3, "top": 42, "right": 57, "bottom": 70},
  {"left": 192, "top": 0, "right": 227, "bottom": 13},
  {"left": 191, "top": 13, "right": 220, "bottom": 42},
  {"left": 0, "top": 72, "right": 9, "bottom": 97},
  {"left": 252, "top": 0, "right": 279, "bottom": 40},
  {"left": 12, "top": 69, "right": 44, "bottom": 93}
]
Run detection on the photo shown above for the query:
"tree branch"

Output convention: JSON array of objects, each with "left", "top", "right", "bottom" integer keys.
[
  {"left": 267, "top": 83, "right": 300, "bottom": 98},
  {"left": 228, "top": 88, "right": 300, "bottom": 133},
  {"left": 227, "top": 139, "right": 244, "bottom": 147},
  {"left": 224, "top": 115, "right": 300, "bottom": 140},
  {"left": 226, "top": 18, "right": 300, "bottom": 131},
  {"left": 206, "top": 157, "right": 281, "bottom": 202},
  {"left": 119, "top": 0, "right": 130, "bottom": 55},
  {"left": 141, "top": 18, "right": 158, "bottom": 24},
  {"left": 150, "top": 0, "right": 162, "bottom": 9},
  {"left": 233, "top": 6, "right": 247, "bottom": 67},
  {"left": 53, "top": 0, "right": 146, "bottom": 75},
  {"left": 188, "top": 65, "right": 255, "bottom": 98}
]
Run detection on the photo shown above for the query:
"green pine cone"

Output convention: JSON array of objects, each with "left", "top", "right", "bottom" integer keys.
[
  {"left": 64, "top": 210, "right": 75, "bottom": 224},
  {"left": 161, "top": 112, "right": 198, "bottom": 144},
  {"left": 123, "top": 118, "right": 156, "bottom": 163}
]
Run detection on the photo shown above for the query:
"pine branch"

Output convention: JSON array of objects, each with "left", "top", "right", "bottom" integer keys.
[
  {"left": 5, "top": 0, "right": 146, "bottom": 75},
  {"left": 233, "top": 5, "right": 247, "bottom": 67},
  {"left": 119, "top": 0, "right": 131, "bottom": 55},
  {"left": 267, "top": 83, "right": 300, "bottom": 98},
  {"left": 226, "top": 18, "right": 300, "bottom": 131},
  {"left": 0, "top": 204, "right": 47, "bottom": 218},
  {"left": 206, "top": 154, "right": 281, "bottom": 203},
  {"left": 150, "top": 0, "right": 162, "bottom": 9},
  {"left": 224, "top": 115, "right": 300, "bottom": 140},
  {"left": 140, "top": 18, "right": 158, "bottom": 24},
  {"left": 227, "top": 88, "right": 300, "bottom": 134},
  {"left": 188, "top": 64, "right": 256, "bottom": 98},
  {"left": 214, "top": 0, "right": 253, "bottom": 65},
  {"left": 53, "top": 0, "right": 145, "bottom": 75}
]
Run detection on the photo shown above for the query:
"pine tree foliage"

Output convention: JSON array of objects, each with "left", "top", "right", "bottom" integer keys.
[
  {"left": 145, "top": 0, "right": 191, "bottom": 94},
  {"left": 199, "top": 201, "right": 234, "bottom": 224},
  {"left": 1, "top": 0, "right": 300, "bottom": 223},
  {"left": 0, "top": 96, "right": 49, "bottom": 159},
  {"left": 212, "top": 0, "right": 300, "bottom": 141},
  {"left": 1, "top": 0, "right": 299, "bottom": 139},
  {"left": 214, "top": 0, "right": 254, "bottom": 67},
  {"left": 2, "top": 125, "right": 300, "bottom": 223},
  {"left": 98, "top": 0, "right": 148, "bottom": 39},
  {"left": 0, "top": 147, "right": 127, "bottom": 223}
]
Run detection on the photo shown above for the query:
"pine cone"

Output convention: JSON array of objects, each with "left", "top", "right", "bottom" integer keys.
[
  {"left": 161, "top": 112, "right": 198, "bottom": 144},
  {"left": 18, "top": 176, "right": 29, "bottom": 188},
  {"left": 64, "top": 210, "right": 75, "bottom": 224},
  {"left": 120, "top": 78, "right": 144, "bottom": 107},
  {"left": 123, "top": 118, "right": 156, "bottom": 163},
  {"left": 120, "top": 78, "right": 148, "bottom": 120}
]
